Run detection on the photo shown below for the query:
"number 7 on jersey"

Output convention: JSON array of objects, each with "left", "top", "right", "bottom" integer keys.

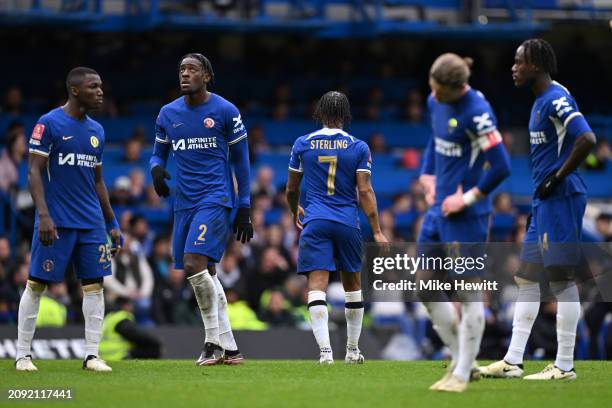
[{"left": 318, "top": 155, "right": 337, "bottom": 195}]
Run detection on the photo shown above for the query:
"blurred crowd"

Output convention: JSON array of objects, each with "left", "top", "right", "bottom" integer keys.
[{"left": 1, "top": 83, "right": 612, "bottom": 361}]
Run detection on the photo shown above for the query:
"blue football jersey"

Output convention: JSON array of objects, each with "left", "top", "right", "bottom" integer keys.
[
  {"left": 528, "top": 81, "right": 591, "bottom": 200},
  {"left": 28, "top": 107, "right": 105, "bottom": 229},
  {"left": 155, "top": 94, "right": 247, "bottom": 211},
  {"left": 289, "top": 128, "right": 371, "bottom": 229},
  {"left": 427, "top": 88, "right": 503, "bottom": 217}
]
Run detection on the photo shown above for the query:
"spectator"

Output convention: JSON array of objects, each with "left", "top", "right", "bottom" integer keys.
[
  {"left": 110, "top": 176, "right": 134, "bottom": 206},
  {"left": 36, "top": 283, "right": 69, "bottom": 327},
  {"left": 148, "top": 236, "right": 172, "bottom": 281},
  {"left": 595, "top": 213, "right": 612, "bottom": 241},
  {"left": 128, "top": 169, "right": 147, "bottom": 204},
  {"left": 217, "top": 253, "right": 248, "bottom": 301},
  {"left": 0, "top": 236, "right": 16, "bottom": 284},
  {"left": 251, "top": 166, "right": 276, "bottom": 197},
  {"left": 402, "top": 89, "right": 424, "bottom": 123},
  {"left": 258, "top": 289, "right": 295, "bottom": 327},
  {"left": 123, "top": 136, "right": 144, "bottom": 164},
  {"left": 368, "top": 132, "right": 388, "bottom": 154},
  {"left": 2, "top": 86, "right": 23, "bottom": 116},
  {"left": 248, "top": 124, "right": 269, "bottom": 163},
  {"left": 585, "top": 140, "right": 611, "bottom": 171},
  {"left": 492, "top": 192, "right": 515, "bottom": 215},
  {"left": 152, "top": 268, "right": 199, "bottom": 325},
  {"left": 0, "top": 123, "right": 26, "bottom": 193},
  {"left": 129, "top": 214, "right": 154, "bottom": 257},
  {"left": 105, "top": 234, "right": 155, "bottom": 324},
  {"left": 226, "top": 289, "right": 267, "bottom": 330}
]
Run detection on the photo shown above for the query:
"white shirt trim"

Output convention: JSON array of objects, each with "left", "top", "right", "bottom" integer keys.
[
  {"left": 288, "top": 166, "right": 303, "bottom": 173},
  {"left": 229, "top": 133, "right": 248, "bottom": 146},
  {"left": 563, "top": 112, "right": 582, "bottom": 128},
  {"left": 306, "top": 128, "right": 353, "bottom": 141},
  {"left": 29, "top": 149, "right": 49, "bottom": 157},
  {"left": 356, "top": 169, "right": 371, "bottom": 174}
]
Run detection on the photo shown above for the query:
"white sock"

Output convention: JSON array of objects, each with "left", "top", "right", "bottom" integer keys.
[
  {"left": 83, "top": 288, "right": 105, "bottom": 357},
  {"left": 551, "top": 281, "right": 580, "bottom": 371},
  {"left": 345, "top": 290, "right": 363, "bottom": 350},
  {"left": 423, "top": 301, "right": 459, "bottom": 365},
  {"left": 504, "top": 282, "right": 540, "bottom": 365},
  {"left": 188, "top": 270, "right": 220, "bottom": 346},
  {"left": 453, "top": 301, "right": 485, "bottom": 382},
  {"left": 212, "top": 274, "right": 237, "bottom": 351},
  {"left": 16, "top": 285, "right": 43, "bottom": 359},
  {"left": 308, "top": 290, "right": 331, "bottom": 354}
]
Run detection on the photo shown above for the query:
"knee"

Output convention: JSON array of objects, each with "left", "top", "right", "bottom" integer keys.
[
  {"left": 82, "top": 278, "right": 103, "bottom": 294},
  {"left": 183, "top": 255, "right": 207, "bottom": 277},
  {"left": 27, "top": 279, "right": 48, "bottom": 294}
]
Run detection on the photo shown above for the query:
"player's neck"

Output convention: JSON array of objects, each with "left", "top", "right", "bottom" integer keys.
[
  {"left": 531, "top": 75, "right": 552, "bottom": 97},
  {"left": 62, "top": 101, "right": 88, "bottom": 120},
  {"left": 323, "top": 123, "right": 343, "bottom": 130},
  {"left": 184, "top": 89, "right": 211, "bottom": 106}
]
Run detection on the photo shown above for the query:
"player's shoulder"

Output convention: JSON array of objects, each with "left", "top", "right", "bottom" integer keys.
[
  {"left": 159, "top": 96, "right": 184, "bottom": 114},
  {"left": 38, "top": 107, "right": 64, "bottom": 124},
  {"left": 85, "top": 115, "right": 104, "bottom": 131},
  {"left": 543, "top": 81, "right": 574, "bottom": 103},
  {"left": 210, "top": 93, "right": 240, "bottom": 113},
  {"left": 466, "top": 88, "right": 492, "bottom": 110}
]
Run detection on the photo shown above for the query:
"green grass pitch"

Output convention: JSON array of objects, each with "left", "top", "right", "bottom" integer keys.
[{"left": 1, "top": 360, "right": 611, "bottom": 407}]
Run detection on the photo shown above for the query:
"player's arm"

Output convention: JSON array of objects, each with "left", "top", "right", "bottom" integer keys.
[
  {"left": 537, "top": 94, "right": 596, "bottom": 199},
  {"left": 285, "top": 170, "right": 304, "bottom": 229},
  {"left": 419, "top": 137, "right": 436, "bottom": 206},
  {"left": 356, "top": 172, "right": 387, "bottom": 243},
  {"left": 28, "top": 153, "right": 58, "bottom": 246},
  {"left": 94, "top": 165, "right": 123, "bottom": 256},
  {"left": 442, "top": 127, "right": 510, "bottom": 216},
  {"left": 229, "top": 137, "right": 253, "bottom": 243},
  {"left": 149, "top": 116, "right": 172, "bottom": 197}
]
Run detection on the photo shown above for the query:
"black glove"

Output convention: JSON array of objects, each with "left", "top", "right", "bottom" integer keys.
[
  {"left": 536, "top": 170, "right": 561, "bottom": 200},
  {"left": 151, "top": 166, "right": 171, "bottom": 197},
  {"left": 234, "top": 207, "right": 253, "bottom": 244}
]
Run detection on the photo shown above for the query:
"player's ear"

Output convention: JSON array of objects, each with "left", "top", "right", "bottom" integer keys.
[
  {"left": 203, "top": 72, "right": 210, "bottom": 84},
  {"left": 69, "top": 85, "right": 79, "bottom": 97}
]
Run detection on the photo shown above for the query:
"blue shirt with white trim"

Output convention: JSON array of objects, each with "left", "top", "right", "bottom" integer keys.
[
  {"left": 28, "top": 107, "right": 105, "bottom": 229},
  {"left": 289, "top": 128, "right": 371, "bottom": 229},
  {"left": 529, "top": 81, "right": 592, "bottom": 200},
  {"left": 426, "top": 88, "right": 504, "bottom": 217},
  {"left": 153, "top": 93, "right": 247, "bottom": 211}
]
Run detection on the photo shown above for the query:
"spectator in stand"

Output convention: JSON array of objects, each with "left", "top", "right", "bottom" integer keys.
[
  {"left": 402, "top": 89, "right": 424, "bottom": 123},
  {"left": 2, "top": 86, "right": 23, "bottom": 117},
  {"left": 129, "top": 214, "right": 154, "bottom": 258},
  {"left": 144, "top": 185, "right": 167, "bottom": 208},
  {"left": 0, "top": 236, "right": 16, "bottom": 285},
  {"left": 258, "top": 289, "right": 295, "bottom": 327},
  {"left": 216, "top": 252, "right": 248, "bottom": 301},
  {"left": 251, "top": 165, "right": 276, "bottom": 197},
  {"left": 148, "top": 236, "right": 172, "bottom": 281},
  {"left": 0, "top": 123, "right": 27, "bottom": 193},
  {"left": 0, "top": 253, "right": 29, "bottom": 317},
  {"left": 492, "top": 192, "right": 515, "bottom": 215},
  {"left": 128, "top": 169, "right": 147, "bottom": 205},
  {"left": 368, "top": 132, "right": 388, "bottom": 154},
  {"left": 584, "top": 139, "right": 611, "bottom": 171},
  {"left": 595, "top": 213, "right": 612, "bottom": 241},
  {"left": 123, "top": 135, "right": 145, "bottom": 164},
  {"left": 110, "top": 176, "right": 135, "bottom": 206},
  {"left": 152, "top": 268, "right": 199, "bottom": 325},
  {"left": 247, "top": 246, "right": 291, "bottom": 310},
  {"left": 248, "top": 124, "right": 269, "bottom": 163},
  {"left": 105, "top": 234, "right": 155, "bottom": 324}
]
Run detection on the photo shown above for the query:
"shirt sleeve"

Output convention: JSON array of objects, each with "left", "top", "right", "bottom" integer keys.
[
  {"left": 549, "top": 92, "right": 592, "bottom": 138},
  {"left": 28, "top": 117, "right": 53, "bottom": 158},
  {"left": 467, "top": 106, "right": 503, "bottom": 152},
  {"left": 150, "top": 111, "right": 171, "bottom": 170},
  {"left": 96, "top": 127, "right": 104, "bottom": 166},
  {"left": 421, "top": 137, "right": 435, "bottom": 175},
  {"left": 226, "top": 103, "right": 247, "bottom": 146},
  {"left": 356, "top": 142, "right": 372, "bottom": 174},
  {"left": 288, "top": 139, "right": 303, "bottom": 173}
]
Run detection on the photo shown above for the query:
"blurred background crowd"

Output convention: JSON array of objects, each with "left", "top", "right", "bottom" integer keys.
[{"left": 1, "top": 2, "right": 612, "bottom": 360}]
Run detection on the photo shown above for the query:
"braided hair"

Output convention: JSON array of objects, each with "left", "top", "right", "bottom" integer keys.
[
  {"left": 179, "top": 53, "right": 215, "bottom": 84},
  {"left": 520, "top": 39, "right": 557, "bottom": 75},
  {"left": 313, "top": 91, "right": 351, "bottom": 128}
]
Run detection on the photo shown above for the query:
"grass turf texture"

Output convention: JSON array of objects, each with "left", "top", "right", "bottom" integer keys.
[{"left": 1, "top": 360, "right": 611, "bottom": 408}]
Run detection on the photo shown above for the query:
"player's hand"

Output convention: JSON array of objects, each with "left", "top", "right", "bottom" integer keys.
[
  {"left": 374, "top": 232, "right": 388, "bottom": 243},
  {"left": 151, "top": 166, "right": 171, "bottom": 197},
  {"left": 234, "top": 207, "right": 253, "bottom": 243},
  {"left": 536, "top": 170, "right": 561, "bottom": 200},
  {"left": 419, "top": 174, "right": 436, "bottom": 206},
  {"left": 109, "top": 229, "right": 124, "bottom": 257},
  {"left": 442, "top": 185, "right": 466, "bottom": 217},
  {"left": 38, "top": 213, "right": 59, "bottom": 246},
  {"left": 293, "top": 206, "right": 305, "bottom": 230}
]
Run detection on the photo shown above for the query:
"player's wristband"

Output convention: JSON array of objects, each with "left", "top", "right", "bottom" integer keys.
[
  {"left": 462, "top": 189, "right": 479, "bottom": 207},
  {"left": 105, "top": 218, "right": 120, "bottom": 232}
]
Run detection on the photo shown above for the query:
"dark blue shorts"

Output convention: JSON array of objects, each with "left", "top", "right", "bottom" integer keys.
[
  {"left": 30, "top": 227, "right": 111, "bottom": 283},
  {"left": 417, "top": 211, "right": 490, "bottom": 277},
  {"left": 520, "top": 193, "right": 586, "bottom": 268},
  {"left": 172, "top": 204, "right": 231, "bottom": 269},
  {"left": 297, "top": 219, "right": 362, "bottom": 274}
]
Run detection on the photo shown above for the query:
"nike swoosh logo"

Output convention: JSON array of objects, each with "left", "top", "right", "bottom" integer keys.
[
  {"left": 62, "top": 136, "right": 73, "bottom": 141},
  {"left": 503, "top": 368, "right": 516, "bottom": 372},
  {"left": 172, "top": 123, "right": 183, "bottom": 128}
]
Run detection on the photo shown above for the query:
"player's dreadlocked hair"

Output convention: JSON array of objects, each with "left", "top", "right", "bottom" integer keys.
[
  {"left": 521, "top": 39, "right": 557, "bottom": 75},
  {"left": 66, "top": 67, "right": 99, "bottom": 92},
  {"left": 179, "top": 53, "right": 215, "bottom": 84},
  {"left": 429, "top": 53, "right": 473, "bottom": 89},
  {"left": 313, "top": 91, "right": 352, "bottom": 128}
]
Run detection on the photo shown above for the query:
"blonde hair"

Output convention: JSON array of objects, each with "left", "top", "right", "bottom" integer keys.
[{"left": 429, "top": 53, "right": 473, "bottom": 89}]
